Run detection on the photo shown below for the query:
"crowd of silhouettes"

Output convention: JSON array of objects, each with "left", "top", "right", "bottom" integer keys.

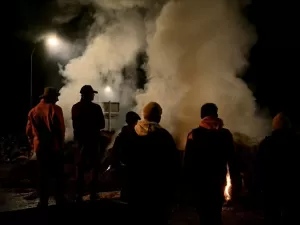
[{"left": 25, "top": 85, "right": 300, "bottom": 225}]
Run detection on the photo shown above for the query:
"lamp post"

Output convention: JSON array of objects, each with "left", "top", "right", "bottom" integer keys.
[{"left": 30, "top": 35, "right": 60, "bottom": 108}]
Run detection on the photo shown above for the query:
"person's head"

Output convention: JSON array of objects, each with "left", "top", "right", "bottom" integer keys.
[
  {"left": 201, "top": 103, "right": 218, "bottom": 119},
  {"left": 272, "top": 112, "right": 291, "bottom": 130},
  {"left": 143, "top": 102, "right": 162, "bottom": 123},
  {"left": 125, "top": 111, "right": 141, "bottom": 126},
  {"left": 40, "top": 87, "right": 60, "bottom": 104},
  {"left": 80, "top": 85, "right": 98, "bottom": 101}
]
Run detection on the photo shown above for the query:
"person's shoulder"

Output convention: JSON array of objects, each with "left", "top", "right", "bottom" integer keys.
[
  {"left": 158, "top": 127, "right": 172, "bottom": 137},
  {"left": 186, "top": 127, "right": 200, "bottom": 140},
  {"left": 71, "top": 101, "right": 81, "bottom": 110},
  {"left": 54, "top": 104, "right": 62, "bottom": 110},
  {"left": 259, "top": 135, "right": 272, "bottom": 148},
  {"left": 120, "top": 125, "right": 132, "bottom": 135},
  {"left": 220, "top": 128, "right": 232, "bottom": 136},
  {"left": 91, "top": 102, "right": 102, "bottom": 110},
  {"left": 28, "top": 108, "right": 35, "bottom": 116},
  {"left": 52, "top": 104, "right": 63, "bottom": 115}
]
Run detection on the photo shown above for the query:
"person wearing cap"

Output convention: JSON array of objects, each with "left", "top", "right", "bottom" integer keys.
[
  {"left": 71, "top": 85, "right": 105, "bottom": 202},
  {"left": 125, "top": 102, "right": 179, "bottom": 224},
  {"left": 183, "top": 103, "right": 240, "bottom": 225},
  {"left": 26, "top": 87, "right": 65, "bottom": 207}
]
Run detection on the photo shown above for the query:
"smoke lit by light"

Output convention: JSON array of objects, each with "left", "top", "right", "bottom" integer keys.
[
  {"left": 104, "top": 86, "right": 112, "bottom": 94},
  {"left": 46, "top": 35, "right": 59, "bottom": 47}
]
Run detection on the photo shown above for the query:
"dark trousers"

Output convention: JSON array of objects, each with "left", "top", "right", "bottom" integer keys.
[
  {"left": 195, "top": 196, "right": 224, "bottom": 225},
  {"left": 37, "top": 150, "right": 64, "bottom": 207},
  {"left": 129, "top": 196, "right": 169, "bottom": 225},
  {"left": 263, "top": 193, "right": 300, "bottom": 225},
  {"left": 76, "top": 142, "right": 101, "bottom": 199},
  {"left": 187, "top": 187, "right": 224, "bottom": 225}
]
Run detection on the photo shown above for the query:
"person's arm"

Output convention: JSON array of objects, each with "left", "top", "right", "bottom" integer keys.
[
  {"left": 111, "top": 131, "right": 124, "bottom": 167},
  {"left": 183, "top": 131, "right": 194, "bottom": 181},
  {"left": 53, "top": 106, "right": 65, "bottom": 149},
  {"left": 166, "top": 131, "right": 181, "bottom": 180},
  {"left": 71, "top": 104, "right": 81, "bottom": 141},
  {"left": 25, "top": 111, "right": 34, "bottom": 149},
  {"left": 97, "top": 105, "right": 105, "bottom": 130},
  {"left": 256, "top": 137, "right": 269, "bottom": 194}
]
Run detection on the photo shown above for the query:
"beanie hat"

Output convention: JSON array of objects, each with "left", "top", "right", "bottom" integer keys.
[
  {"left": 143, "top": 102, "right": 162, "bottom": 121},
  {"left": 272, "top": 112, "right": 291, "bottom": 130}
]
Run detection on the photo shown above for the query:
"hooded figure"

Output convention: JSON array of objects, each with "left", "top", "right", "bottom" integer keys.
[
  {"left": 124, "top": 102, "right": 179, "bottom": 224},
  {"left": 258, "top": 112, "right": 300, "bottom": 224},
  {"left": 183, "top": 103, "right": 240, "bottom": 225}
]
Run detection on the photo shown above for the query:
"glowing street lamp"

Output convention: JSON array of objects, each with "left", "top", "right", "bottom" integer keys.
[
  {"left": 104, "top": 85, "right": 112, "bottom": 94},
  {"left": 46, "top": 36, "right": 59, "bottom": 47},
  {"left": 30, "top": 35, "right": 61, "bottom": 107}
]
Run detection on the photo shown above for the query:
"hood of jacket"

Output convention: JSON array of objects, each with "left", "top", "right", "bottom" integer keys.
[
  {"left": 134, "top": 120, "right": 162, "bottom": 136},
  {"left": 199, "top": 116, "right": 224, "bottom": 130}
]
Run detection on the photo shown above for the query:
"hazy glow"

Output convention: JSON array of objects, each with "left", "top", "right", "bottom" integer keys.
[
  {"left": 104, "top": 86, "right": 112, "bottom": 93},
  {"left": 46, "top": 36, "right": 59, "bottom": 47}
]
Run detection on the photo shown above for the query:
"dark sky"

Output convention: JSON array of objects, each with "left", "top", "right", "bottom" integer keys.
[{"left": 2, "top": 0, "right": 300, "bottom": 135}]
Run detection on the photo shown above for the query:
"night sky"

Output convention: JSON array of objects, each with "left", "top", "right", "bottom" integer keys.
[{"left": 2, "top": 0, "right": 299, "bottom": 135}]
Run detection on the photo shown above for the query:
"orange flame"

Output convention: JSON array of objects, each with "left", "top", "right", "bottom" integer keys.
[{"left": 224, "top": 170, "right": 231, "bottom": 201}]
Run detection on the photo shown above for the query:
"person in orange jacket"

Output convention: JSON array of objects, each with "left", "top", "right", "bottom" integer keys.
[{"left": 26, "top": 87, "right": 65, "bottom": 207}]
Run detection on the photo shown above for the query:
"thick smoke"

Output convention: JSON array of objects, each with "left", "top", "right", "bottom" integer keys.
[
  {"left": 135, "top": 0, "right": 269, "bottom": 149},
  {"left": 59, "top": 0, "right": 152, "bottom": 140},
  {"left": 58, "top": 0, "right": 269, "bottom": 146}
]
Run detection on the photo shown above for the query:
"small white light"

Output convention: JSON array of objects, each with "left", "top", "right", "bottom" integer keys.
[
  {"left": 104, "top": 86, "right": 112, "bottom": 93},
  {"left": 46, "top": 36, "right": 59, "bottom": 47}
]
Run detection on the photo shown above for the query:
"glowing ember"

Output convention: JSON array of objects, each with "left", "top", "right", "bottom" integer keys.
[{"left": 224, "top": 170, "right": 231, "bottom": 201}]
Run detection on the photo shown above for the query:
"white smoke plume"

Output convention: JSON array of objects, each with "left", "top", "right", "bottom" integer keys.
[
  {"left": 135, "top": 0, "right": 269, "bottom": 149},
  {"left": 58, "top": 0, "right": 269, "bottom": 146},
  {"left": 58, "top": 0, "right": 156, "bottom": 140}
]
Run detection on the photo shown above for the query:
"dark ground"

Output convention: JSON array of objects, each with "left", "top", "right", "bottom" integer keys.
[
  {"left": 0, "top": 185, "right": 264, "bottom": 225},
  {"left": 0, "top": 140, "right": 265, "bottom": 224}
]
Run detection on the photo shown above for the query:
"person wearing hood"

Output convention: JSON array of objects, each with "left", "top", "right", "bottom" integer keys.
[
  {"left": 26, "top": 87, "right": 65, "bottom": 207},
  {"left": 183, "top": 103, "right": 240, "bottom": 225},
  {"left": 257, "top": 112, "right": 300, "bottom": 225},
  {"left": 125, "top": 102, "right": 179, "bottom": 224}
]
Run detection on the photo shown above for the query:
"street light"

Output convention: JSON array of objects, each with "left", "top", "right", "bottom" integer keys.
[
  {"left": 30, "top": 35, "right": 60, "bottom": 108},
  {"left": 104, "top": 85, "right": 112, "bottom": 94},
  {"left": 46, "top": 36, "right": 59, "bottom": 47}
]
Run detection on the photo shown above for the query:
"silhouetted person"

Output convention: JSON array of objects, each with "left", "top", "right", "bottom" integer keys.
[
  {"left": 183, "top": 103, "right": 241, "bottom": 225},
  {"left": 26, "top": 87, "right": 65, "bottom": 207},
  {"left": 111, "top": 111, "right": 140, "bottom": 201},
  {"left": 126, "top": 102, "right": 180, "bottom": 224},
  {"left": 258, "top": 113, "right": 300, "bottom": 225},
  {"left": 72, "top": 85, "right": 105, "bottom": 202},
  {"left": 112, "top": 111, "right": 141, "bottom": 167}
]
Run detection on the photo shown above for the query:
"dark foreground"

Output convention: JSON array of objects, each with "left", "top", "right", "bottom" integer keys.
[
  {"left": 0, "top": 198, "right": 264, "bottom": 225},
  {"left": 0, "top": 200, "right": 128, "bottom": 225}
]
